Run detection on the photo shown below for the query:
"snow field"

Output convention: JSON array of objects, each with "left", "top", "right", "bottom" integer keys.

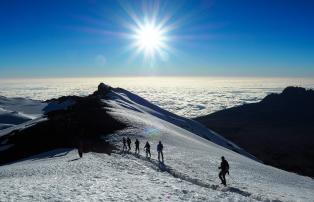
[{"left": 0, "top": 149, "right": 255, "bottom": 202}]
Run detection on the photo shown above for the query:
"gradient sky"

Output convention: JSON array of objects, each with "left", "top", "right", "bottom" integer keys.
[{"left": 0, "top": 0, "right": 313, "bottom": 78}]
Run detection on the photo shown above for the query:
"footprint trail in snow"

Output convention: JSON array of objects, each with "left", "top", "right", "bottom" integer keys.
[{"left": 107, "top": 152, "right": 277, "bottom": 202}]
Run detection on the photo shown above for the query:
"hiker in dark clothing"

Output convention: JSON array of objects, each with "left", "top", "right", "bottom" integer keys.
[
  {"left": 127, "top": 137, "right": 131, "bottom": 151},
  {"left": 122, "top": 137, "right": 127, "bottom": 152},
  {"left": 157, "top": 141, "right": 164, "bottom": 162},
  {"left": 218, "top": 156, "right": 229, "bottom": 186},
  {"left": 144, "top": 141, "right": 151, "bottom": 158},
  {"left": 78, "top": 139, "right": 83, "bottom": 158},
  {"left": 135, "top": 139, "right": 140, "bottom": 154}
]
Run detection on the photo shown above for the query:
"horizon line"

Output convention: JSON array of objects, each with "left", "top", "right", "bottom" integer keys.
[{"left": 1, "top": 75, "right": 314, "bottom": 80}]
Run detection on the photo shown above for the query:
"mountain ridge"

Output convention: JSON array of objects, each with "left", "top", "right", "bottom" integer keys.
[
  {"left": 195, "top": 86, "right": 314, "bottom": 177},
  {"left": 0, "top": 83, "right": 253, "bottom": 166}
]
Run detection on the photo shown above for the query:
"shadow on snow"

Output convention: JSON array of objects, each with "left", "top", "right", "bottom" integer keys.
[{"left": 117, "top": 151, "right": 280, "bottom": 202}]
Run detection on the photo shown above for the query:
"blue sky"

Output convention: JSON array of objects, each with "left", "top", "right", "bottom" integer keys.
[{"left": 0, "top": 0, "right": 313, "bottom": 78}]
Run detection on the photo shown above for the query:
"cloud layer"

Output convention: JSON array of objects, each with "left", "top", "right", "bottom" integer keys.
[{"left": 0, "top": 77, "right": 313, "bottom": 118}]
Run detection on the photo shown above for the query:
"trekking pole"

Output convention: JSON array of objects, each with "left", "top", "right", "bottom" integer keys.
[{"left": 227, "top": 173, "right": 234, "bottom": 184}]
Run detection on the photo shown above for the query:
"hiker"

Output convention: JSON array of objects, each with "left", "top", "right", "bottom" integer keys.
[
  {"left": 127, "top": 137, "right": 131, "bottom": 151},
  {"left": 78, "top": 140, "right": 83, "bottom": 158},
  {"left": 144, "top": 141, "right": 151, "bottom": 158},
  {"left": 135, "top": 139, "right": 140, "bottom": 154},
  {"left": 122, "top": 137, "right": 127, "bottom": 152},
  {"left": 218, "top": 156, "right": 229, "bottom": 186},
  {"left": 157, "top": 141, "right": 164, "bottom": 162}
]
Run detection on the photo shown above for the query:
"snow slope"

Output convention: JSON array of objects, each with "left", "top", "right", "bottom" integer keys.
[
  {"left": 106, "top": 88, "right": 256, "bottom": 160},
  {"left": 0, "top": 88, "right": 313, "bottom": 201},
  {"left": 0, "top": 96, "right": 46, "bottom": 130},
  {"left": 0, "top": 96, "right": 74, "bottom": 132}
]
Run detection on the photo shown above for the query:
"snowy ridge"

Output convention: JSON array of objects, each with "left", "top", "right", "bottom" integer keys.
[
  {"left": 0, "top": 87, "right": 314, "bottom": 201},
  {"left": 106, "top": 88, "right": 256, "bottom": 160}
]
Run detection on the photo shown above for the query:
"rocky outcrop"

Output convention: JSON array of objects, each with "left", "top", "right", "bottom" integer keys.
[{"left": 92, "top": 83, "right": 112, "bottom": 97}]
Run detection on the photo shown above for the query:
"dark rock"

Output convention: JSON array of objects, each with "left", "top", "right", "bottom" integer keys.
[
  {"left": 93, "top": 83, "right": 112, "bottom": 97},
  {"left": 195, "top": 86, "right": 314, "bottom": 177}
]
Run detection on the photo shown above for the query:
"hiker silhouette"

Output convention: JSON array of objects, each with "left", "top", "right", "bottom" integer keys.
[
  {"left": 127, "top": 137, "right": 131, "bottom": 151},
  {"left": 122, "top": 137, "right": 127, "bottom": 152},
  {"left": 135, "top": 139, "right": 140, "bottom": 154},
  {"left": 78, "top": 139, "right": 83, "bottom": 158},
  {"left": 144, "top": 141, "right": 151, "bottom": 158},
  {"left": 157, "top": 141, "right": 164, "bottom": 162},
  {"left": 218, "top": 156, "right": 229, "bottom": 186}
]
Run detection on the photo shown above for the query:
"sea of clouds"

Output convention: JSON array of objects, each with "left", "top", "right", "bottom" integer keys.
[{"left": 1, "top": 77, "right": 313, "bottom": 118}]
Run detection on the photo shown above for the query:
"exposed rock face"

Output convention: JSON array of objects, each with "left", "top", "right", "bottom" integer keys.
[
  {"left": 93, "top": 83, "right": 112, "bottom": 97},
  {"left": 195, "top": 86, "right": 314, "bottom": 177}
]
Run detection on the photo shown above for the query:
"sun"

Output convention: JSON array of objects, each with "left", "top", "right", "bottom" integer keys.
[
  {"left": 132, "top": 22, "right": 168, "bottom": 60},
  {"left": 135, "top": 23, "right": 164, "bottom": 53}
]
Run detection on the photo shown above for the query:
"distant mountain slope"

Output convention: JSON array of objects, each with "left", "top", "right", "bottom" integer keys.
[
  {"left": 0, "top": 96, "right": 46, "bottom": 130},
  {"left": 0, "top": 95, "right": 77, "bottom": 131},
  {"left": 195, "top": 86, "right": 314, "bottom": 177}
]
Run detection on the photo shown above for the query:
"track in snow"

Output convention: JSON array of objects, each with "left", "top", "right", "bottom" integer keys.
[{"left": 95, "top": 151, "right": 279, "bottom": 202}]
